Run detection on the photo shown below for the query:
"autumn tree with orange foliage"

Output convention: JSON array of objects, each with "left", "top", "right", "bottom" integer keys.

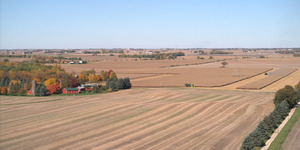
[
  {"left": 47, "top": 84, "right": 61, "bottom": 94},
  {"left": 44, "top": 78, "right": 59, "bottom": 88},
  {"left": 1, "top": 87, "right": 8, "bottom": 94}
]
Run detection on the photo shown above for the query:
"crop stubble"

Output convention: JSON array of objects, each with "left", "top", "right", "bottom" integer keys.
[{"left": 0, "top": 88, "right": 274, "bottom": 150}]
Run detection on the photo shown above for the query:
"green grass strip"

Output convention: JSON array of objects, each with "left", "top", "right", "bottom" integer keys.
[
  {"left": 0, "top": 99, "right": 64, "bottom": 106},
  {"left": 268, "top": 106, "right": 300, "bottom": 150}
]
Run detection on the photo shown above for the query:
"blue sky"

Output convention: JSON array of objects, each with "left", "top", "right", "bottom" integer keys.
[{"left": 1, "top": 0, "right": 300, "bottom": 49}]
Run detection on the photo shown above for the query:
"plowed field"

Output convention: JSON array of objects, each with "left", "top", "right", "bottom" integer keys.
[{"left": 0, "top": 88, "right": 274, "bottom": 150}]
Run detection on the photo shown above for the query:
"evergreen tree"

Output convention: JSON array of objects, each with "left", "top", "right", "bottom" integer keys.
[
  {"left": 35, "top": 84, "right": 41, "bottom": 96},
  {"left": 117, "top": 78, "right": 125, "bottom": 89},
  {"left": 297, "top": 83, "right": 300, "bottom": 101},
  {"left": 240, "top": 135, "right": 255, "bottom": 150},
  {"left": 109, "top": 82, "right": 116, "bottom": 91},
  {"left": 124, "top": 77, "right": 132, "bottom": 89},
  {"left": 39, "top": 84, "right": 47, "bottom": 96}
]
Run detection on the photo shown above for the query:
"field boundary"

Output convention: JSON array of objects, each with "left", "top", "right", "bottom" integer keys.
[{"left": 237, "top": 69, "right": 297, "bottom": 90}]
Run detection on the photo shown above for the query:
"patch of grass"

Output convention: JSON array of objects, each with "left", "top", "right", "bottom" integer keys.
[
  {"left": 0, "top": 99, "right": 64, "bottom": 106},
  {"left": 268, "top": 105, "right": 300, "bottom": 150}
]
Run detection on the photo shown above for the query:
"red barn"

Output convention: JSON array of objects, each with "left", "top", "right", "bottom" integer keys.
[
  {"left": 27, "top": 89, "right": 33, "bottom": 95},
  {"left": 63, "top": 88, "right": 80, "bottom": 94}
]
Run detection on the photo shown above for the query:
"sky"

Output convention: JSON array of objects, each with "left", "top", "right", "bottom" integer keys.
[{"left": 1, "top": 0, "right": 300, "bottom": 49}]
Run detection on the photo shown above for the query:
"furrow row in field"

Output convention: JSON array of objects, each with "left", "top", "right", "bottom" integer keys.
[
  {"left": 0, "top": 103, "right": 144, "bottom": 149},
  {"left": 0, "top": 88, "right": 275, "bottom": 150},
  {"left": 130, "top": 102, "right": 239, "bottom": 150},
  {"left": 49, "top": 103, "right": 196, "bottom": 150}
]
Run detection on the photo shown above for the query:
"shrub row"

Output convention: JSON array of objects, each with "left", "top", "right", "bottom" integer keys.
[{"left": 240, "top": 100, "right": 290, "bottom": 150}]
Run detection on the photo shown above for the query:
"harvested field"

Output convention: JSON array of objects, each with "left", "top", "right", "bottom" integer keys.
[
  {"left": 237, "top": 68, "right": 297, "bottom": 90},
  {"left": 0, "top": 88, "right": 274, "bottom": 150},
  {"left": 261, "top": 69, "right": 300, "bottom": 92},
  {"left": 131, "top": 68, "right": 271, "bottom": 87}
]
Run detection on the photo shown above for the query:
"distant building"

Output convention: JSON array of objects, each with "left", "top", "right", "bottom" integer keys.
[{"left": 27, "top": 89, "right": 33, "bottom": 95}]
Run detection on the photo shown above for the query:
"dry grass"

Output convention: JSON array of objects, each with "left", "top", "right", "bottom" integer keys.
[{"left": 0, "top": 88, "right": 275, "bottom": 150}]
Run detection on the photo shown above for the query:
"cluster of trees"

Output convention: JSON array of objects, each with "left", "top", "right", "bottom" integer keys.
[
  {"left": 210, "top": 51, "right": 233, "bottom": 54},
  {"left": 194, "top": 50, "right": 207, "bottom": 55},
  {"left": 241, "top": 85, "right": 300, "bottom": 150},
  {"left": 197, "top": 56, "right": 205, "bottom": 59},
  {"left": 0, "top": 62, "right": 77, "bottom": 95},
  {"left": 274, "top": 85, "right": 298, "bottom": 108},
  {"left": 83, "top": 51, "right": 100, "bottom": 54},
  {"left": 30, "top": 55, "right": 86, "bottom": 64},
  {"left": 44, "top": 50, "right": 76, "bottom": 53},
  {"left": 52, "top": 56, "right": 82, "bottom": 61},
  {"left": 102, "top": 49, "right": 124, "bottom": 53},
  {"left": 119, "top": 52, "right": 185, "bottom": 60},
  {"left": 78, "top": 69, "right": 117, "bottom": 84},
  {"left": 106, "top": 77, "right": 132, "bottom": 92}
]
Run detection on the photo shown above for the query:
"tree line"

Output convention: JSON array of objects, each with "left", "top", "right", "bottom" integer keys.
[
  {"left": 241, "top": 84, "right": 300, "bottom": 150},
  {"left": 118, "top": 52, "right": 185, "bottom": 60}
]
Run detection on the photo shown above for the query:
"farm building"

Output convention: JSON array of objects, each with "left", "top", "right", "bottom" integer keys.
[
  {"left": 27, "top": 89, "right": 33, "bottom": 95},
  {"left": 63, "top": 88, "right": 80, "bottom": 94}
]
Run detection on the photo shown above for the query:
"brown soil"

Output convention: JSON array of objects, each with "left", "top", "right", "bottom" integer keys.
[{"left": 0, "top": 88, "right": 274, "bottom": 150}]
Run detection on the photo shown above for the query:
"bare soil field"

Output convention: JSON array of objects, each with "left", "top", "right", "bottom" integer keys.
[
  {"left": 0, "top": 88, "right": 275, "bottom": 150},
  {"left": 131, "top": 68, "right": 271, "bottom": 87},
  {"left": 236, "top": 68, "right": 297, "bottom": 90}
]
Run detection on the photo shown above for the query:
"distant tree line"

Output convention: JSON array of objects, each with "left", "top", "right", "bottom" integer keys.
[
  {"left": 119, "top": 52, "right": 185, "bottom": 60},
  {"left": 1, "top": 54, "right": 30, "bottom": 58},
  {"left": 83, "top": 51, "right": 100, "bottom": 54},
  {"left": 102, "top": 50, "right": 124, "bottom": 53},
  {"left": 240, "top": 85, "right": 300, "bottom": 150},
  {"left": 210, "top": 50, "right": 233, "bottom": 55}
]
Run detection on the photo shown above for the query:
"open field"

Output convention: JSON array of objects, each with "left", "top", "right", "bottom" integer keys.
[
  {"left": 236, "top": 68, "right": 297, "bottom": 90},
  {"left": 2, "top": 52, "right": 299, "bottom": 91},
  {"left": 0, "top": 88, "right": 275, "bottom": 150},
  {"left": 131, "top": 68, "right": 271, "bottom": 87}
]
